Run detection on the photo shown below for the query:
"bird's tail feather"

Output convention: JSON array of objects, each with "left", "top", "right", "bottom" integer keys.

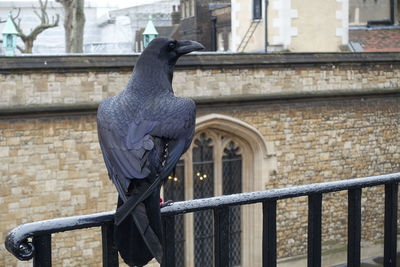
[
  {"left": 114, "top": 192, "right": 163, "bottom": 266},
  {"left": 115, "top": 140, "right": 184, "bottom": 226}
]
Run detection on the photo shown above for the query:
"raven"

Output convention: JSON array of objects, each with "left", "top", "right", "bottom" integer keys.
[{"left": 97, "top": 37, "right": 204, "bottom": 266}]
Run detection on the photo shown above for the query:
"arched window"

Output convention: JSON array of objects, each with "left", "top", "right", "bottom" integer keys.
[
  {"left": 192, "top": 133, "right": 214, "bottom": 266},
  {"left": 163, "top": 160, "right": 185, "bottom": 267},
  {"left": 163, "top": 114, "right": 276, "bottom": 267},
  {"left": 222, "top": 140, "right": 242, "bottom": 266}
]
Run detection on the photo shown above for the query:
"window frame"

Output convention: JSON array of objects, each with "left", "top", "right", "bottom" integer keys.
[
  {"left": 162, "top": 114, "right": 275, "bottom": 267},
  {"left": 253, "top": 0, "right": 263, "bottom": 20}
]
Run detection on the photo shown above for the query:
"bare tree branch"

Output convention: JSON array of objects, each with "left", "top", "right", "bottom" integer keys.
[
  {"left": 11, "top": 0, "right": 60, "bottom": 53},
  {"left": 33, "top": 10, "right": 42, "bottom": 23},
  {"left": 16, "top": 45, "right": 24, "bottom": 53},
  {"left": 0, "top": 8, "right": 21, "bottom": 23}
]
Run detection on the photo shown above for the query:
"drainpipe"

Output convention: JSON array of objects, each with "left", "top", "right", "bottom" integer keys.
[
  {"left": 211, "top": 16, "right": 217, "bottom": 51},
  {"left": 265, "top": 0, "right": 269, "bottom": 52},
  {"left": 390, "top": 0, "right": 394, "bottom": 24}
]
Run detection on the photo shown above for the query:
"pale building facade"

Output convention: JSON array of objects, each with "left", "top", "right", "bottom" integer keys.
[{"left": 231, "top": 0, "right": 349, "bottom": 52}]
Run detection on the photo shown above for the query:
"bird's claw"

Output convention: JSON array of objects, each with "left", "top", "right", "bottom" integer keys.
[{"left": 160, "top": 200, "right": 174, "bottom": 208}]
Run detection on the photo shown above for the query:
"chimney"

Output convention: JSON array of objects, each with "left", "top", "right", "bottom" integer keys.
[{"left": 171, "top": 5, "right": 181, "bottom": 24}]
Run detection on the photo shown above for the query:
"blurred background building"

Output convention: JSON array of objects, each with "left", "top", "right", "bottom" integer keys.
[{"left": 0, "top": 0, "right": 399, "bottom": 54}]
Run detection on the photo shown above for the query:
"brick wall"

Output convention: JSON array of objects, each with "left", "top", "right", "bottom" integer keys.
[{"left": 0, "top": 53, "right": 399, "bottom": 266}]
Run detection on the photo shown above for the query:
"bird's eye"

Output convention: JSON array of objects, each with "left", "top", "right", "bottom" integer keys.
[{"left": 168, "top": 42, "right": 176, "bottom": 50}]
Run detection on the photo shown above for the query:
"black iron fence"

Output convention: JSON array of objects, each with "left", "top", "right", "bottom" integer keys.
[{"left": 5, "top": 172, "right": 400, "bottom": 267}]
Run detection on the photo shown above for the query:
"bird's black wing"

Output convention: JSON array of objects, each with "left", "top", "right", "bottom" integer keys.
[
  {"left": 114, "top": 96, "right": 196, "bottom": 225},
  {"left": 146, "top": 96, "right": 196, "bottom": 177},
  {"left": 98, "top": 96, "right": 195, "bottom": 190},
  {"left": 97, "top": 99, "right": 156, "bottom": 193}
]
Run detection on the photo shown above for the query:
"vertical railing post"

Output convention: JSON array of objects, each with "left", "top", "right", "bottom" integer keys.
[
  {"left": 384, "top": 182, "right": 398, "bottom": 267},
  {"left": 33, "top": 234, "right": 52, "bottom": 267},
  {"left": 262, "top": 199, "right": 277, "bottom": 267},
  {"left": 348, "top": 188, "right": 361, "bottom": 267},
  {"left": 308, "top": 194, "right": 322, "bottom": 267},
  {"left": 162, "top": 215, "right": 176, "bottom": 267},
  {"left": 101, "top": 223, "right": 119, "bottom": 267},
  {"left": 214, "top": 207, "right": 230, "bottom": 267}
]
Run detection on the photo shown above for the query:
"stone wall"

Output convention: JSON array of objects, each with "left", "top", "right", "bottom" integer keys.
[
  {"left": 0, "top": 114, "right": 111, "bottom": 266},
  {"left": 0, "top": 53, "right": 399, "bottom": 266},
  {"left": 1, "top": 53, "right": 399, "bottom": 110},
  {"left": 196, "top": 96, "right": 399, "bottom": 259}
]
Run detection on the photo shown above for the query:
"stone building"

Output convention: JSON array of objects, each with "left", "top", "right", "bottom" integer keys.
[
  {"left": 230, "top": 0, "right": 400, "bottom": 52},
  {"left": 2, "top": 0, "right": 399, "bottom": 55},
  {"left": 211, "top": 3, "right": 232, "bottom": 51},
  {"left": 174, "top": 0, "right": 349, "bottom": 52},
  {"left": 348, "top": 0, "right": 400, "bottom": 52},
  {"left": 231, "top": 0, "right": 349, "bottom": 52},
  {"left": 0, "top": 52, "right": 399, "bottom": 266},
  {"left": 349, "top": 0, "right": 397, "bottom": 25},
  {"left": 179, "top": 0, "right": 231, "bottom": 51}
]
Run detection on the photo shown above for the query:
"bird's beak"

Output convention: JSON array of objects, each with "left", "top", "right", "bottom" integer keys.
[{"left": 176, "top": 40, "right": 205, "bottom": 55}]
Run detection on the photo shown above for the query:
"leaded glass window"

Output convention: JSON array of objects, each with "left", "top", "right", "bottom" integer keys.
[
  {"left": 222, "top": 141, "right": 242, "bottom": 267},
  {"left": 163, "top": 129, "right": 246, "bottom": 267},
  {"left": 193, "top": 133, "right": 214, "bottom": 267},
  {"left": 163, "top": 160, "right": 185, "bottom": 267}
]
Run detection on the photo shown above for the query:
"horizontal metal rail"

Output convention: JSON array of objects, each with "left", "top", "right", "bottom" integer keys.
[
  {"left": 161, "top": 172, "right": 400, "bottom": 215},
  {"left": 5, "top": 212, "right": 114, "bottom": 261},
  {"left": 5, "top": 172, "right": 400, "bottom": 266}
]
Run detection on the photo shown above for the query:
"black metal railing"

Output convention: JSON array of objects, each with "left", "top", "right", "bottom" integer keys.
[{"left": 5, "top": 172, "right": 400, "bottom": 267}]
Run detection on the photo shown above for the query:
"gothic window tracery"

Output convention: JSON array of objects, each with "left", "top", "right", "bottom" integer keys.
[
  {"left": 162, "top": 113, "right": 273, "bottom": 267},
  {"left": 163, "top": 160, "right": 185, "bottom": 267},
  {"left": 164, "top": 130, "right": 243, "bottom": 266}
]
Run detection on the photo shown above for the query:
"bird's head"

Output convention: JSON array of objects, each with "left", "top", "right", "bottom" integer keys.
[
  {"left": 134, "top": 38, "right": 204, "bottom": 84},
  {"left": 146, "top": 37, "right": 204, "bottom": 64}
]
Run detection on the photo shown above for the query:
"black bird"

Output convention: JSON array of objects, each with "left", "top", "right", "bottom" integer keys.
[{"left": 97, "top": 37, "right": 204, "bottom": 266}]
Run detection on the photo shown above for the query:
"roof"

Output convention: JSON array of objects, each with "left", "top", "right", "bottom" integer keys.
[
  {"left": 143, "top": 15, "right": 158, "bottom": 35},
  {"left": 349, "top": 27, "right": 400, "bottom": 52},
  {"left": 208, "top": 3, "right": 230, "bottom": 11},
  {"left": 136, "top": 25, "right": 179, "bottom": 40},
  {"left": 2, "top": 12, "right": 18, "bottom": 35}
]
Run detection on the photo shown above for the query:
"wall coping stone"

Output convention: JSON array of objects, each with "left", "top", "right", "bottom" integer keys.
[
  {"left": 0, "top": 89, "right": 398, "bottom": 117},
  {"left": 1, "top": 52, "right": 400, "bottom": 73},
  {"left": 1, "top": 52, "right": 400, "bottom": 117}
]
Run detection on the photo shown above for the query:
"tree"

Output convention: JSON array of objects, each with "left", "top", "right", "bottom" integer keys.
[
  {"left": 11, "top": 0, "right": 60, "bottom": 54},
  {"left": 55, "top": 0, "right": 85, "bottom": 53},
  {"left": 0, "top": 9, "right": 20, "bottom": 23}
]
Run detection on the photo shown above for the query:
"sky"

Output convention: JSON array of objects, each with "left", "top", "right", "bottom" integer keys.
[
  {"left": 87, "top": 0, "right": 158, "bottom": 8},
  {"left": 0, "top": 0, "right": 159, "bottom": 9}
]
